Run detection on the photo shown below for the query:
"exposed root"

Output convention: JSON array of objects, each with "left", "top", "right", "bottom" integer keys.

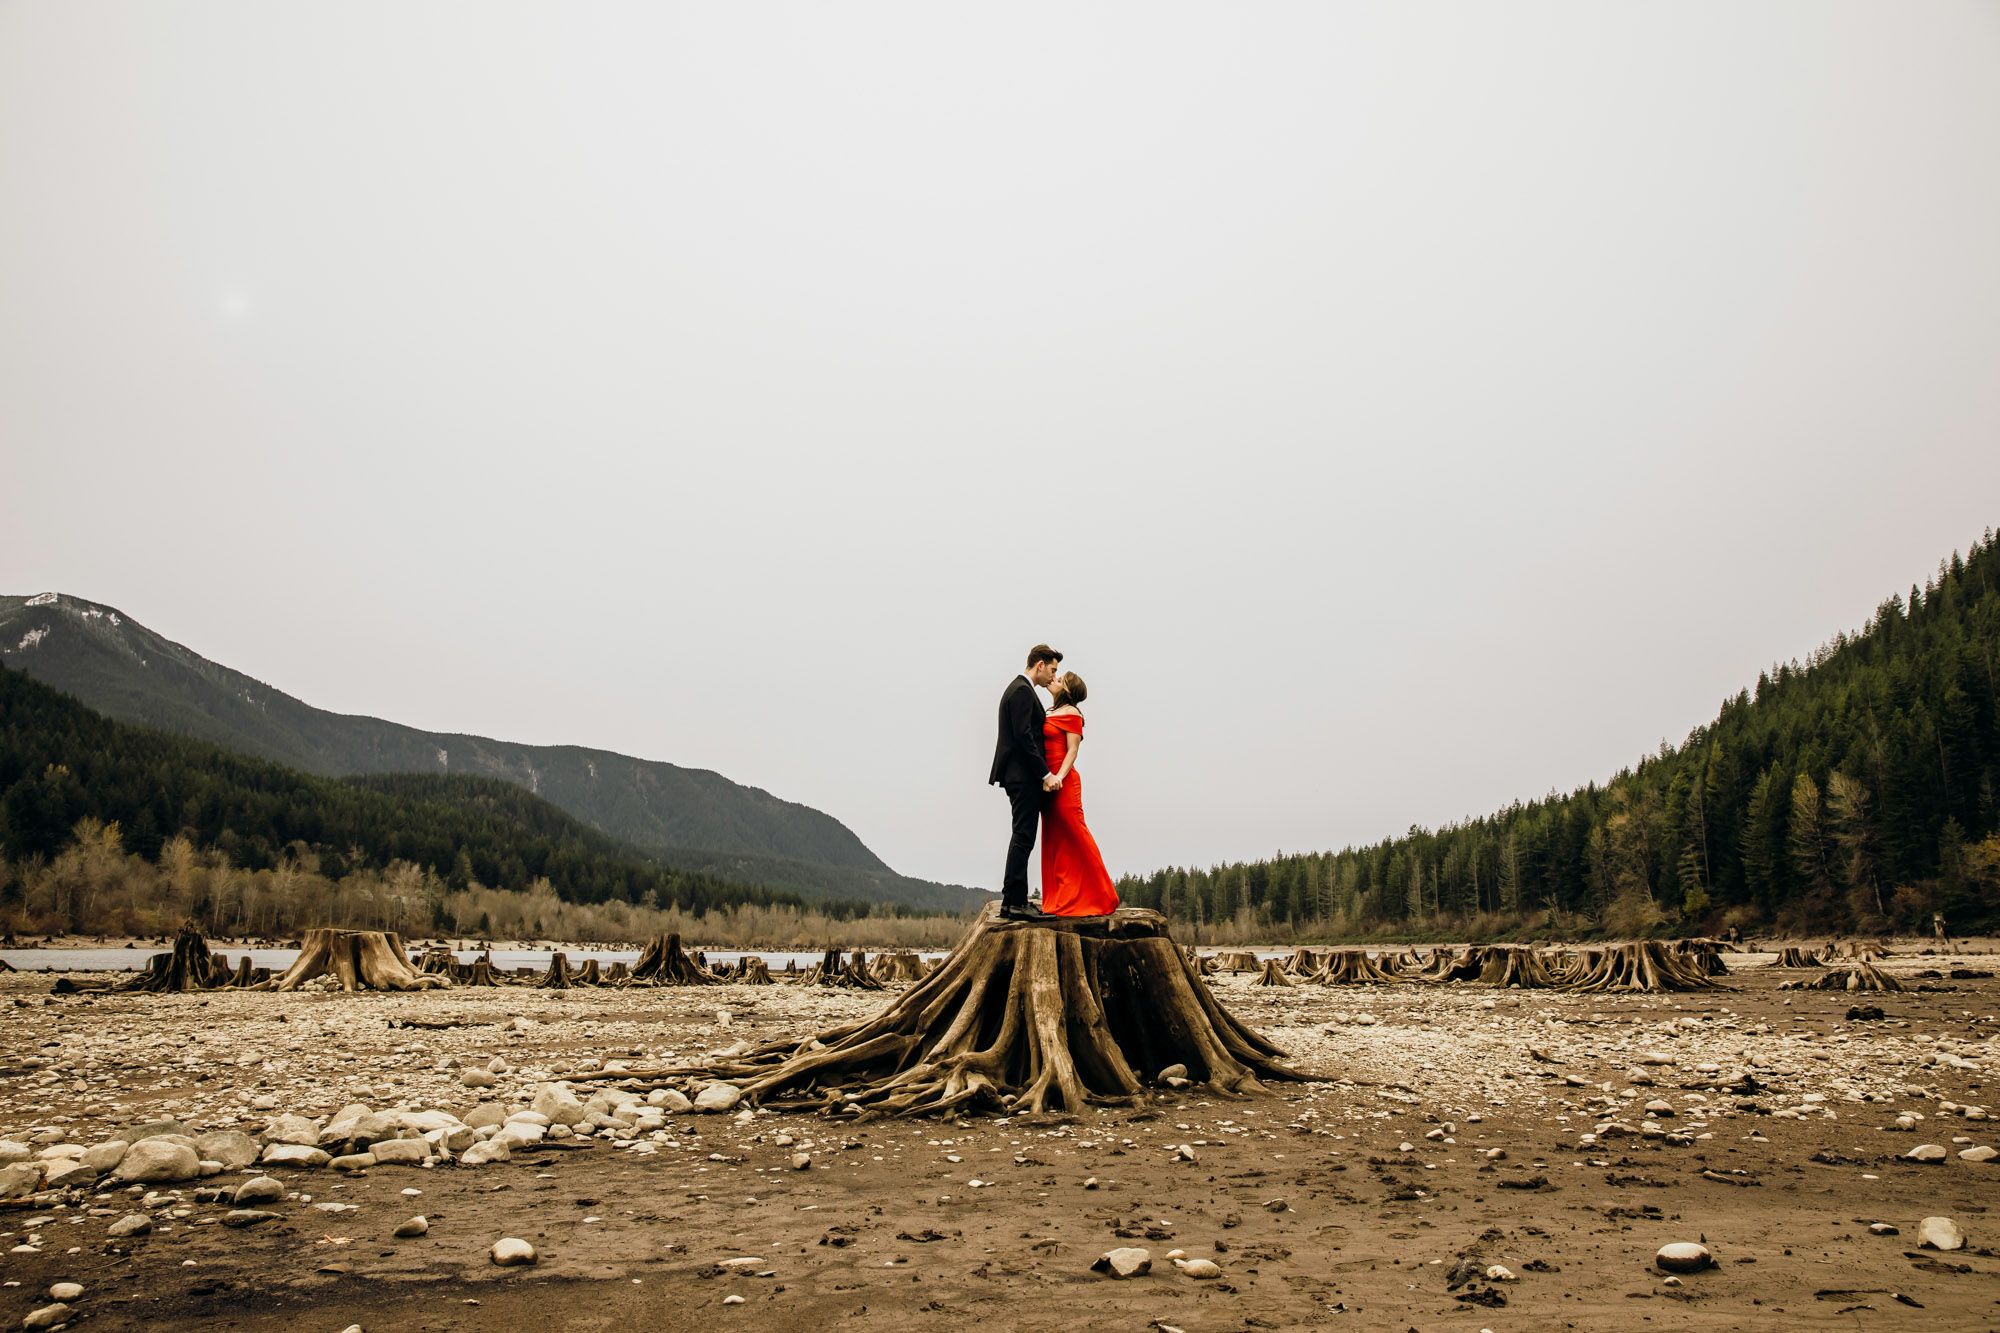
[
  {"left": 1767, "top": 947, "right": 1823, "bottom": 968},
  {"left": 1253, "top": 959, "right": 1294, "bottom": 987},
  {"left": 1311, "top": 949, "right": 1403, "bottom": 985},
  {"left": 1782, "top": 962, "right": 1902, "bottom": 992},
  {"left": 626, "top": 933, "right": 720, "bottom": 986},
  {"left": 257, "top": 928, "right": 448, "bottom": 992},
  {"left": 117, "top": 921, "right": 231, "bottom": 992},
  {"left": 1560, "top": 941, "right": 1721, "bottom": 993},
  {"left": 665, "top": 906, "right": 1318, "bottom": 1117}
]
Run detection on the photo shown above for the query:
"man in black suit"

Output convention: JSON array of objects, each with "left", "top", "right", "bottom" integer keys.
[{"left": 990, "top": 644, "right": 1065, "bottom": 921}]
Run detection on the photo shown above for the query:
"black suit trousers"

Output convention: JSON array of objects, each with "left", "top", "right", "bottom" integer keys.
[{"left": 1001, "top": 780, "right": 1042, "bottom": 909}]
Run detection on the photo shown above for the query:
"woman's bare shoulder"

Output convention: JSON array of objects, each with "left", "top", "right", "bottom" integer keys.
[{"left": 1048, "top": 705, "right": 1082, "bottom": 717}]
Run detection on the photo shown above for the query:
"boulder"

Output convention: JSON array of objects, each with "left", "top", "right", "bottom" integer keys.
[
  {"left": 0, "top": 1141, "right": 31, "bottom": 1164},
  {"left": 41, "top": 1158, "right": 96, "bottom": 1189},
  {"left": 1918, "top": 1216, "right": 1966, "bottom": 1251},
  {"left": 491, "top": 1237, "right": 537, "bottom": 1266},
  {"left": 194, "top": 1131, "right": 259, "bottom": 1170},
  {"left": 47, "top": 1284, "right": 82, "bottom": 1303},
  {"left": 1655, "top": 1242, "right": 1713, "bottom": 1273},
  {"left": 329, "top": 1153, "right": 376, "bottom": 1172},
  {"left": 260, "top": 1143, "right": 332, "bottom": 1169},
  {"left": 371, "top": 1138, "right": 427, "bottom": 1165},
  {"left": 461, "top": 1069, "right": 497, "bottom": 1089},
  {"left": 21, "top": 1303, "right": 71, "bottom": 1330},
  {"left": 222, "top": 1209, "right": 281, "bottom": 1228},
  {"left": 647, "top": 1089, "right": 693, "bottom": 1112},
  {"left": 1174, "top": 1258, "right": 1222, "bottom": 1278},
  {"left": 463, "top": 1103, "right": 508, "bottom": 1129},
  {"left": 112, "top": 1140, "right": 200, "bottom": 1184},
  {"left": 693, "top": 1083, "right": 742, "bottom": 1113},
  {"left": 259, "top": 1115, "right": 320, "bottom": 1146},
  {"left": 0, "top": 1162, "right": 44, "bottom": 1198},
  {"left": 80, "top": 1141, "right": 129, "bottom": 1173},
  {"left": 1906, "top": 1143, "right": 1948, "bottom": 1163},
  {"left": 532, "top": 1085, "right": 588, "bottom": 1126},
  {"left": 394, "top": 1216, "right": 429, "bottom": 1238},
  {"left": 1958, "top": 1145, "right": 1997, "bottom": 1163},
  {"left": 233, "top": 1176, "right": 284, "bottom": 1205},
  {"left": 459, "top": 1140, "right": 511, "bottom": 1166}
]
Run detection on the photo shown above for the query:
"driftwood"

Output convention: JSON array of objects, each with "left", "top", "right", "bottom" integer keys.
[
  {"left": 1783, "top": 962, "right": 1902, "bottom": 992},
  {"left": 1253, "top": 958, "right": 1294, "bottom": 987},
  {"left": 257, "top": 928, "right": 448, "bottom": 991},
  {"left": 673, "top": 905, "right": 1316, "bottom": 1116},
  {"left": 1560, "top": 941, "right": 1720, "bottom": 993},
  {"left": 1768, "top": 947, "right": 1823, "bottom": 968},
  {"left": 117, "top": 922, "right": 230, "bottom": 992},
  {"left": 627, "top": 933, "right": 720, "bottom": 986}
]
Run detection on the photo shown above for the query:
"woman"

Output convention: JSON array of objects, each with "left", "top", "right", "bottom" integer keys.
[{"left": 1038, "top": 671, "right": 1120, "bottom": 917}]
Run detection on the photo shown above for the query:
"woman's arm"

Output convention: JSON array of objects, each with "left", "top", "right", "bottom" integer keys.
[{"left": 1054, "top": 731, "right": 1080, "bottom": 784}]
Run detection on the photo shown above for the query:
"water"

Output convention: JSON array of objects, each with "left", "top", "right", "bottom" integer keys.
[{"left": 0, "top": 947, "right": 937, "bottom": 974}]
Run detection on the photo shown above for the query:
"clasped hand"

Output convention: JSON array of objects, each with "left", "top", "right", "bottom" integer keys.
[{"left": 1042, "top": 773, "right": 1063, "bottom": 792}]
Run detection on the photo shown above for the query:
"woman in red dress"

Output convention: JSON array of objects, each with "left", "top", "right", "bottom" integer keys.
[{"left": 1038, "top": 671, "right": 1121, "bottom": 917}]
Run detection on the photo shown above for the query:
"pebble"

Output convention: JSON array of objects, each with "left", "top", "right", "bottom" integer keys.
[
  {"left": 1485, "top": 1264, "right": 1516, "bottom": 1281},
  {"left": 106, "top": 1213, "right": 152, "bottom": 1237},
  {"left": 790, "top": 1153, "right": 811, "bottom": 1171},
  {"left": 1092, "top": 1247, "right": 1152, "bottom": 1278},
  {"left": 1917, "top": 1216, "right": 1965, "bottom": 1252},
  {"left": 46, "top": 1284, "right": 82, "bottom": 1302},
  {"left": 1173, "top": 1258, "right": 1222, "bottom": 1278},
  {"left": 222, "top": 1209, "right": 281, "bottom": 1228},
  {"left": 491, "top": 1237, "right": 537, "bottom": 1266},
  {"left": 233, "top": 1176, "right": 284, "bottom": 1205},
  {"left": 1959, "top": 1145, "right": 1997, "bottom": 1163},
  {"left": 1869, "top": 1222, "right": 1900, "bottom": 1236},
  {"left": 394, "top": 1216, "right": 429, "bottom": 1238},
  {"left": 21, "top": 1304, "right": 71, "bottom": 1330},
  {"left": 722, "top": 1295, "right": 745, "bottom": 1305},
  {"left": 1905, "top": 1144, "right": 1948, "bottom": 1163},
  {"left": 1655, "top": 1242, "right": 1713, "bottom": 1273}
]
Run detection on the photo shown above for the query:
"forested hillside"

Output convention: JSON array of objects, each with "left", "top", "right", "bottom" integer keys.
[
  {"left": 0, "top": 592, "right": 985, "bottom": 911},
  {"left": 1118, "top": 529, "right": 2000, "bottom": 940},
  {"left": 0, "top": 664, "right": 825, "bottom": 919}
]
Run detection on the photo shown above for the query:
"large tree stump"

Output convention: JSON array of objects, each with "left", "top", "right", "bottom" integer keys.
[
  {"left": 1253, "top": 958, "right": 1294, "bottom": 987},
  {"left": 808, "top": 947, "right": 884, "bottom": 990},
  {"left": 872, "top": 952, "right": 924, "bottom": 983},
  {"left": 675, "top": 906, "right": 1316, "bottom": 1116},
  {"left": 627, "top": 933, "right": 720, "bottom": 986},
  {"left": 1673, "top": 939, "right": 1733, "bottom": 976},
  {"left": 257, "top": 929, "right": 448, "bottom": 991},
  {"left": 1783, "top": 962, "right": 1902, "bottom": 992},
  {"left": 117, "top": 921, "right": 229, "bottom": 992},
  {"left": 540, "top": 952, "right": 573, "bottom": 989},
  {"left": 572, "top": 958, "right": 603, "bottom": 985},
  {"left": 1280, "top": 948, "right": 1324, "bottom": 975},
  {"left": 739, "top": 956, "right": 776, "bottom": 985},
  {"left": 1311, "top": 949, "right": 1402, "bottom": 985},
  {"left": 1560, "top": 941, "right": 1719, "bottom": 993},
  {"left": 1474, "top": 943, "right": 1563, "bottom": 988},
  {"left": 605, "top": 961, "right": 632, "bottom": 984},
  {"left": 1214, "top": 950, "right": 1261, "bottom": 974},
  {"left": 1767, "top": 947, "right": 1823, "bottom": 968}
]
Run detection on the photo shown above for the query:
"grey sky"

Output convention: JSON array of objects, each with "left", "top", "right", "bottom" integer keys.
[{"left": 4, "top": 3, "right": 1998, "bottom": 891}]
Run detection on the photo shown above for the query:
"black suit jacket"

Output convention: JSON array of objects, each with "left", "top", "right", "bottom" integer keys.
[{"left": 989, "top": 675, "right": 1051, "bottom": 787}]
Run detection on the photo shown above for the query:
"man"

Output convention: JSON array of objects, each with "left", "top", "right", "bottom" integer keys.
[{"left": 990, "top": 644, "right": 1064, "bottom": 921}]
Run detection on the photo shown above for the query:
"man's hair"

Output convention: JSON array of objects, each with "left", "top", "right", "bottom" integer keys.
[{"left": 1026, "top": 644, "right": 1063, "bottom": 669}]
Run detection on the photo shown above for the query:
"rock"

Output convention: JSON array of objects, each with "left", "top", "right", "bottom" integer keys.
[
  {"left": 495, "top": 1123, "right": 545, "bottom": 1149},
  {"left": 459, "top": 1140, "right": 510, "bottom": 1166},
  {"left": 1917, "top": 1216, "right": 1965, "bottom": 1251},
  {"left": 461, "top": 1070, "right": 497, "bottom": 1089},
  {"left": 21, "top": 1303, "right": 71, "bottom": 1330},
  {"left": 1156, "top": 1064, "right": 1188, "bottom": 1084},
  {"left": 106, "top": 1213, "right": 152, "bottom": 1237},
  {"left": 329, "top": 1153, "right": 376, "bottom": 1172},
  {"left": 1092, "top": 1247, "right": 1152, "bottom": 1278},
  {"left": 1655, "top": 1242, "right": 1713, "bottom": 1273},
  {"left": 463, "top": 1103, "right": 508, "bottom": 1129},
  {"left": 370, "top": 1139, "right": 427, "bottom": 1165},
  {"left": 1959, "top": 1145, "right": 1997, "bottom": 1163},
  {"left": 491, "top": 1237, "right": 537, "bottom": 1266},
  {"left": 79, "top": 1141, "right": 128, "bottom": 1172},
  {"left": 1485, "top": 1264, "right": 1516, "bottom": 1281},
  {"left": 1644, "top": 1100, "right": 1675, "bottom": 1116},
  {"left": 126, "top": 1118, "right": 188, "bottom": 1142},
  {"left": 0, "top": 1163, "right": 42, "bottom": 1199},
  {"left": 791, "top": 1153, "right": 812, "bottom": 1170},
  {"left": 40, "top": 1159, "right": 95, "bottom": 1189},
  {"left": 1173, "top": 1258, "right": 1222, "bottom": 1278},
  {"left": 0, "top": 1141, "right": 30, "bottom": 1164},
  {"left": 47, "top": 1284, "right": 82, "bottom": 1303},
  {"left": 1869, "top": 1222, "right": 1900, "bottom": 1235},
  {"left": 1906, "top": 1143, "right": 1948, "bottom": 1163},
  {"left": 222, "top": 1209, "right": 281, "bottom": 1228},
  {"left": 693, "top": 1084, "right": 741, "bottom": 1113},
  {"left": 112, "top": 1140, "right": 200, "bottom": 1184},
  {"left": 260, "top": 1144, "right": 332, "bottom": 1169},
  {"left": 394, "top": 1216, "right": 429, "bottom": 1238},
  {"left": 431, "top": 1126, "right": 476, "bottom": 1153},
  {"left": 647, "top": 1089, "right": 693, "bottom": 1112},
  {"left": 487, "top": 1056, "right": 509, "bottom": 1073},
  {"left": 258, "top": 1115, "right": 319, "bottom": 1146},
  {"left": 234, "top": 1176, "right": 285, "bottom": 1204},
  {"left": 320, "top": 1112, "right": 396, "bottom": 1151},
  {"left": 531, "top": 1085, "right": 587, "bottom": 1127}
]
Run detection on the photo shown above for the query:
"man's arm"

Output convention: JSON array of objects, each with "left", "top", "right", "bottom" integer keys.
[{"left": 1008, "top": 687, "right": 1051, "bottom": 779}]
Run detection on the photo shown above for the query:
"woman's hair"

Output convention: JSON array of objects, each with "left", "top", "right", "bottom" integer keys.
[{"left": 1051, "top": 670, "right": 1087, "bottom": 709}]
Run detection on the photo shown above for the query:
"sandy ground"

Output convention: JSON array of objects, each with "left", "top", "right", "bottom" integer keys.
[{"left": 3, "top": 946, "right": 1998, "bottom": 1332}]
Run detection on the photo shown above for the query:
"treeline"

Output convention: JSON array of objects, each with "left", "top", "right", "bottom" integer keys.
[
  {"left": 1119, "top": 528, "right": 2000, "bottom": 941},
  {"left": 0, "top": 665, "right": 910, "bottom": 923},
  {"left": 1, "top": 817, "right": 972, "bottom": 948}
]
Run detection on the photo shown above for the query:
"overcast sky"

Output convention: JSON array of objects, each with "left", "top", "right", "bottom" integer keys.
[{"left": 4, "top": 3, "right": 1998, "bottom": 891}]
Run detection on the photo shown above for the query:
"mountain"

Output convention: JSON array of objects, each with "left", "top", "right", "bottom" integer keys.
[
  {"left": 1116, "top": 527, "right": 2000, "bottom": 937},
  {"left": 0, "top": 663, "right": 808, "bottom": 916},
  {"left": 0, "top": 593, "right": 983, "bottom": 912}
]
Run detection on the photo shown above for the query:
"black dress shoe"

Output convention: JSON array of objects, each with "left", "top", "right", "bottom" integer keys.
[{"left": 997, "top": 905, "right": 1048, "bottom": 922}]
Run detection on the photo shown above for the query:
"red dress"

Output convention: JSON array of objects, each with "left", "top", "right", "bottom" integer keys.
[{"left": 1039, "top": 712, "right": 1120, "bottom": 917}]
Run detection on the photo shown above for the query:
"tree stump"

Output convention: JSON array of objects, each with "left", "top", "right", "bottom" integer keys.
[
  {"left": 461, "top": 952, "right": 502, "bottom": 986},
  {"left": 1215, "top": 951, "right": 1261, "bottom": 974},
  {"left": 1672, "top": 939, "right": 1732, "bottom": 976},
  {"left": 117, "top": 921, "right": 229, "bottom": 992},
  {"left": 605, "top": 961, "right": 632, "bottom": 984},
  {"left": 1311, "top": 949, "right": 1402, "bottom": 985},
  {"left": 1253, "top": 958, "right": 1294, "bottom": 987},
  {"left": 1767, "top": 947, "right": 1823, "bottom": 968},
  {"left": 540, "top": 952, "right": 573, "bottom": 989},
  {"left": 1559, "top": 941, "right": 1720, "bottom": 993},
  {"left": 873, "top": 952, "right": 924, "bottom": 983},
  {"left": 257, "top": 929, "right": 448, "bottom": 991},
  {"left": 675, "top": 906, "right": 1315, "bottom": 1116},
  {"left": 739, "top": 956, "right": 776, "bottom": 985},
  {"left": 626, "top": 933, "right": 719, "bottom": 986},
  {"left": 418, "top": 948, "right": 456, "bottom": 976},
  {"left": 1474, "top": 943, "right": 1563, "bottom": 988},
  {"left": 811, "top": 948, "right": 884, "bottom": 990},
  {"left": 571, "top": 958, "right": 603, "bottom": 985},
  {"left": 1281, "top": 948, "right": 1325, "bottom": 975},
  {"left": 1783, "top": 962, "right": 1902, "bottom": 992}
]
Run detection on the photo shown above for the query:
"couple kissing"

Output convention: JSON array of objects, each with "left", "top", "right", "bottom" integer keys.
[{"left": 987, "top": 643, "right": 1120, "bottom": 922}]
